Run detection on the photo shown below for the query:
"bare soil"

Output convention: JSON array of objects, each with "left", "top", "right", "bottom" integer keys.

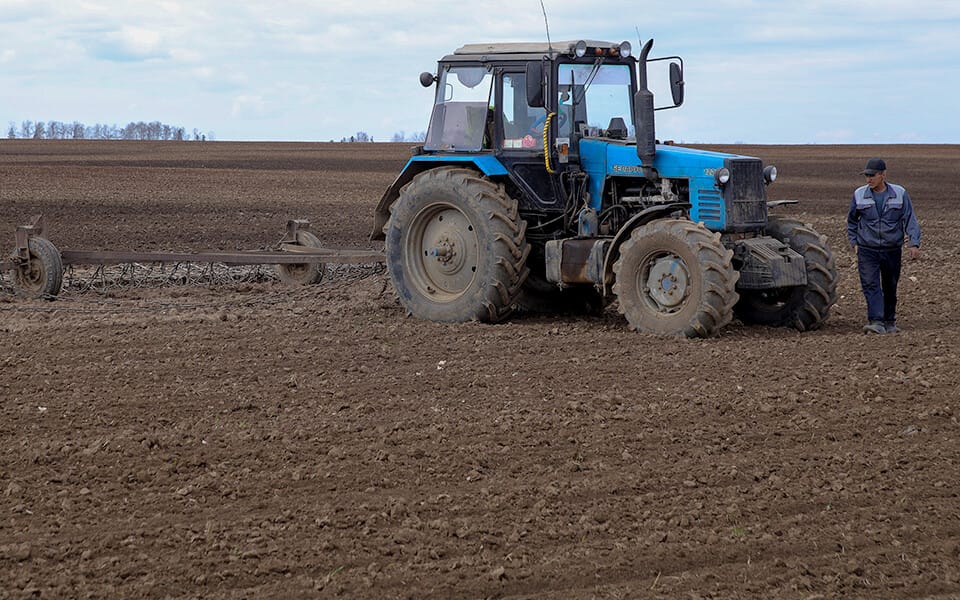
[{"left": 2, "top": 140, "right": 960, "bottom": 599}]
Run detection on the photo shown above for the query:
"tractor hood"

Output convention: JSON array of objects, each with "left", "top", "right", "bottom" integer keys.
[{"left": 579, "top": 139, "right": 766, "bottom": 230}]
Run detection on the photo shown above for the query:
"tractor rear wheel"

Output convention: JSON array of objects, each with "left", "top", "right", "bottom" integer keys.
[
  {"left": 384, "top": 167, "right": 530, "bottom": 323},
  {"left": 734, "top": 216, "right": 837, "bottom": 330},
  {"left": 276, "top": 230, "right": 325, "bottom": 285},
  {"left": 13, "top": 236, "right": 63, "bottom": 299},
  {"left": 612, "top": 219, "right": 738, "bottom": 337}
]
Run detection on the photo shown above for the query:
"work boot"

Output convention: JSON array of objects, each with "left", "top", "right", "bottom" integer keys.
[
  {"left": 863, "top": 321, "right": 886, "bottom": 334},
  {"left": 884, "top": 321, "right": 901, "bottom": 334}
]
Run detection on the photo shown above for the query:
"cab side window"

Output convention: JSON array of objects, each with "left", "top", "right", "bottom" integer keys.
[{"left": 501, "top": 72, "right": 546, "bottom": 150}]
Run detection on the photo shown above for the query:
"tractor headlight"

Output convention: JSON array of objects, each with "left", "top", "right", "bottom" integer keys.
[
  {"left": 573, "top": 40, "right": 588, "bottom": 58},
  {"left": 618, "top": 41, "right": 632, "bottom": 58},
  {"left": 715, "top": 167, "right": 731, "bottom": 186},
  {"left": 763, "top": 165, "right": 778, "bottom": 184}
]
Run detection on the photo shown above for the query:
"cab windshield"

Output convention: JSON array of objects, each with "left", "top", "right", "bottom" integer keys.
[
  {"left": 424, "top": 66, "right": 493, "bottom": 152},
  {"left": 556, "top": 63, "right": 634, "bottom": 138}
]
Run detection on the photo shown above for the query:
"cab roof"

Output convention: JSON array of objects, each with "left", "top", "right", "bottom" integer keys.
[{"left": 454, "top": 40, "right": 621, "bottom": 56}]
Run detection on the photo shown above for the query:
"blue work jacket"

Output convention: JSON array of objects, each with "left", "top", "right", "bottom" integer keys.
[{"left": 846, "top": 183, "right": 921, "bottom": 250}]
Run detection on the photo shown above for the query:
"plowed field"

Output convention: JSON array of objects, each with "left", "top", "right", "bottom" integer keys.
[{"left": 2, "top": 141, "right": 960, "bottom": 599}]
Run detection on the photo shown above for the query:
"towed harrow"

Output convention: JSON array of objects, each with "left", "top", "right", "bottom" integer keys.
[{"left": 1, "top": 216, "right": 385, "bottom": 299}]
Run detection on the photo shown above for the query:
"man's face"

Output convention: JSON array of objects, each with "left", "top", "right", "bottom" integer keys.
[{"left": 865, "top": 171, "right": 886, "bottom": 190}]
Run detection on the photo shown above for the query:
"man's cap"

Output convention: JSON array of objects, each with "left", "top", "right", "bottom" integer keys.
[{"left": 862, "top": 157, "right": 887, "bottom": 175}]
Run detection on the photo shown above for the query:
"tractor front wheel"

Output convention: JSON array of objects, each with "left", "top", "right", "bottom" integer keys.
[
  {"left": 734, "top": 216, "right": 837, "bottom": 330},
  {"left": 612, "top": 219, "right": 738, "bottom": 337},
  {"left": 384, "top": 167, "right": 530, "bottom": 323}
]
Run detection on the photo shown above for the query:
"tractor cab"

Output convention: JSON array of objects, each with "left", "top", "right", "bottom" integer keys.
[
  {"left": 417, "top": 41, "right": 649, "bottom": 208},
  {"left": 421, "top": 42, "right": 641, "bottom": 156}
]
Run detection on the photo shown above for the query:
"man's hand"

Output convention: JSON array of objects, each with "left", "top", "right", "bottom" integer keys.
[{"left": 908, "top": 246, "right": 921, "bottom": 260}]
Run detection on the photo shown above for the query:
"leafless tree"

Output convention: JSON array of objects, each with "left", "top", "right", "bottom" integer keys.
[
  {"left": 4, "top": 118, "right": 198, "bottom": 141},
  {"left": 391, "top": 130, "right": 427, "bottom": 142},
  {"left": 47, "top": 121, "right": 64, "bottom": 139}
]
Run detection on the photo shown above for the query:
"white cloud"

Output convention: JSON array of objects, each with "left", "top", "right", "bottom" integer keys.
[{"left": 115, "top": 26, "right": 163, "bottom": 57}]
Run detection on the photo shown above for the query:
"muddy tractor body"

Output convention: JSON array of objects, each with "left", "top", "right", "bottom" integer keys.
[{"left": 372, "top": 39, "right": 837, "bottom": 336}]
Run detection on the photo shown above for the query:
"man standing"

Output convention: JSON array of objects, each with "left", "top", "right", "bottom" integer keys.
[{"left": 846, "top": 158, "right": 922, "bottom": 334}]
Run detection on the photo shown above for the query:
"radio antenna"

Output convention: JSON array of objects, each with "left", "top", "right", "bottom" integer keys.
[{"left": 540, "top": 0, "right": 554, "bottom": 52}]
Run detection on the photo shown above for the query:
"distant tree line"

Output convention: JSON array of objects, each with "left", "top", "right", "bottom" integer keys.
[
  {"left": 335, "top": 130, "right": 427, "bottom": 143},
  {"left": 7, "top": 121, "right": 424, "bottom": 143},
  {"left": 390, "top": 130, "right": 427, "bottom": 143},
  {"left": 6, "top": 120, "right": 211, "bottom": 141}
]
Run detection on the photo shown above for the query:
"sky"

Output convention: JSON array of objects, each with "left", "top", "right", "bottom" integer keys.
[{"left": 1, "top": 0, "right": 959, "bottom": 144}]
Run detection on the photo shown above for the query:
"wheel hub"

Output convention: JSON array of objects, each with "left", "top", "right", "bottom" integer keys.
[
  {"left": 429, "top": 235, "right": 466, "bottom": 275},
  {"left": 410, "top": 206, "right": 478, "bottom": 297},
  {"left": 24, "top": 262, "right": 42, "bottom": 284},
  {"left": 645, "top": 255, "right": 689, "bottom": 309}
]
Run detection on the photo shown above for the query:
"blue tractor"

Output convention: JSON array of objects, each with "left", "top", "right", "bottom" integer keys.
[{"left": 371, "top": 39, "right": 837, "bottom": 337}]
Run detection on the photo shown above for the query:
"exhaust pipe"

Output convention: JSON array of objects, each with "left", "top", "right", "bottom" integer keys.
[{"left": 633, "top": 39, "right": 656, "bottom": 178}]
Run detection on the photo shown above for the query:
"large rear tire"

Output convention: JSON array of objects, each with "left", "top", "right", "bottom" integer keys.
[
  {"left": 612, "top": 219, "right": 738, "bottom": 337},
  {"left": 13, "top": 237, "right": 63, "bottom": 299},
  {"left": 734, "top": 216, "right": 837, "bottom": 330},
  {"left": 384, "top": 167, "right": 530, "bottom": 323}
]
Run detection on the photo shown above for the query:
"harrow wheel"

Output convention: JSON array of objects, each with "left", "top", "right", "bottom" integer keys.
[
  {"left": 612, "top": 219, "right": 739, "bottom": 337},
  {"left": 384, "top": 167, "right": 530, "bottom": 323},
  {"left": 12, "top": 236, "right": 63, "bottom": 299},
  {"left": 276, "top": 230, "right": 325, "bottom": 286}
]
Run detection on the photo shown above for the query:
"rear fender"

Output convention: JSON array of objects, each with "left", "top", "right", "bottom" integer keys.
[
  {"left": 601, "top": 203, "right": 691, "bottom": 294},
  {"left": 369, "top": 155, "right": 509, "bottom": 240}
]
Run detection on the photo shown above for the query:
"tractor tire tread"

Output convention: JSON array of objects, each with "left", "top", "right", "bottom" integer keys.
[{"left": 384, "top": 166, "right": 530, "bottom": 323}]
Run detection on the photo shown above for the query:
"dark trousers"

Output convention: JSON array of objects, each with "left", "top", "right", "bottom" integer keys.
[{"left": 857, "top": 246, "right": 902, "bottom": 323}]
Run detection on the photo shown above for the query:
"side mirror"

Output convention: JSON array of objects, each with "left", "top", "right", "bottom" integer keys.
[
  {"left": 669, "top": 62, "right": 684, "bottom": 106},
  {"left": 419, "top": 72, "right": 436, "bottom": 88},
  {"left": 526, "top": 62, "right": 545, "bottom": 108}
]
